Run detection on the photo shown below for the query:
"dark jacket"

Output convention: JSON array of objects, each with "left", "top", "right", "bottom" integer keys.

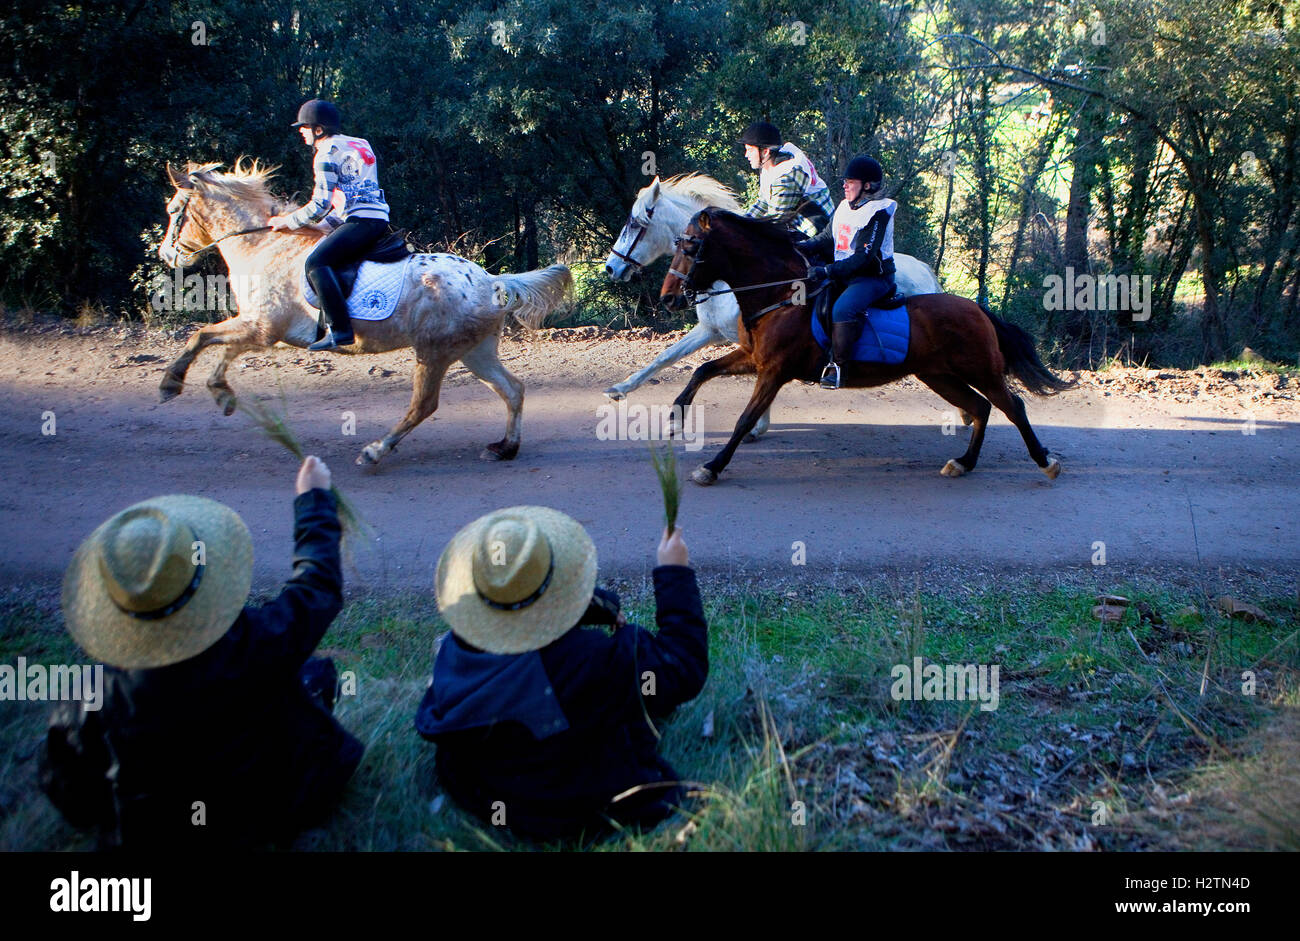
[
  {"left": 415, "top": 565, "right": 708, "bottom": 842},
  {"left": 39, "top": 488, "right": 363, "bottom": 849},
  {"left": 796, "top": 202, "right": 897, "bottom": 281}
]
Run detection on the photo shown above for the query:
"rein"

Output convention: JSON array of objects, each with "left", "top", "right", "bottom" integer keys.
[
  {"left": 667, "top": 231, "right": 826, "bottom": 325},
  {"left": 682, "top": 276, "right": 815, "bottom": 298},
  {"left": 175, "top": 225, "right": 273, "bottom": 266},
  {"left": 166, "top": 191, "right": 272, "bottom": 266}
]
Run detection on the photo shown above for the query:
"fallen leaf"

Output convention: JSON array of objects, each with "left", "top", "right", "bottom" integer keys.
[
  {"left": 1093, "top": 604, "right": 1126, "bottom": 622},
  {"left": 1216, "top": 596, "right": 1270, "bottom": 623}
]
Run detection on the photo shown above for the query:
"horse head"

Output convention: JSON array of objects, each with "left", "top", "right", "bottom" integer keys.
[
  {"left": 659, "top": 210, "right": 716, "bottom": 312},
  {"left": 158, "top": 163, "right": 217, "bottom": 268},
  {"left": 605, "top": 176, "right": 673, "bottom": 281},
  {"left": 605, "top": 174, "right": 742, "bottom": 282},
  {"left": 159, "top": 160, "right": 280, "bottom": 268}
]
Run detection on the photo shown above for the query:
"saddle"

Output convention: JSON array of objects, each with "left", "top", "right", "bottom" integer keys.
[
  {"left": 333, "top": 229, "right": 413, "bottom": 299},
  {"left": 812, "top": 281, "right": 906, "bottom": 339}
]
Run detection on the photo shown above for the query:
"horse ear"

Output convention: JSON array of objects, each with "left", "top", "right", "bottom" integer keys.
[
  {"left": 649, "top": 177, "right": 661, "bottom": 200},
  {"left": 166, "top": 162, "right": 194, "bottom": 190},
  {"left": 697, "top": 211, "right": 711, "bottom": 232}
]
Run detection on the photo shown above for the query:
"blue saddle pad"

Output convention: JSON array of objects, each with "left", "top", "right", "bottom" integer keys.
[{"left": 811, "top": 303, "right": 910, "bottom": 364}]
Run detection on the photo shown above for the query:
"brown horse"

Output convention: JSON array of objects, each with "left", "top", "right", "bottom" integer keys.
[
  {"left": 659, "top": 209, "right": 1075, "bottom": 486},
  {"left": 156, "top": 160, "right": 571, "bottom": 465}
]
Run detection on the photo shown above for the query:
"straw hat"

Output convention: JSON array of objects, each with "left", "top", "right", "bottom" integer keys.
[
  {"left": 436, "top": 506, "right": 597, "bottom": 654},
  {"left": 62, "top": 495, "right": 254, "bottom": 669}
]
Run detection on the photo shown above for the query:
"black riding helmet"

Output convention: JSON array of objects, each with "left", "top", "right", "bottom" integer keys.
[
  {"left": 844, "top": 155, "right": 883, "bottom": 205},
  {"left": 291, "top": 99, "right": 341, "bottom": 136},
  {"left": 739, "top": 121, "right": 782, "bottom": 151}
]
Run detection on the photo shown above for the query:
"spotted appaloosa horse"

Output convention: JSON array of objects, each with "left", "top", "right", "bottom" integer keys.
[
  {"left": 157, "top": 160, "right": 571, "bottom": 464},
  {"left": 660, "top": 209, "right": 1075, "bottom": 486},
  {"left": 604, "top": 174, "right": 941, "bottom": 441}
]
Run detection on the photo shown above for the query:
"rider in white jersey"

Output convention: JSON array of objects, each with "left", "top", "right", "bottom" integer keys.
[{"left": 795, "top": 155, "right": 898, "bottom": 389}]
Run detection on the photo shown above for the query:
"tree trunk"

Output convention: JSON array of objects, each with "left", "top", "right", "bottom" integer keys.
[
  {"left": 523, "top": 198, "right": 538, "bottom": 271},
  {"left": 1194, "top": 196, "right": 1227, "bottom": 360}
]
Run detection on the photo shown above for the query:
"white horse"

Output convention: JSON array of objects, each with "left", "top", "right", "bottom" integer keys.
[
  {"left": 604, "top": 174, "right": 942, "bottom": 439},
  {"left": 157, "top": 161, "right": 571, "bottom": 465}
]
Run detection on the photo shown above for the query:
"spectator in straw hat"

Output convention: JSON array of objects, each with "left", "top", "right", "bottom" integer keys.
[
  {"left": 39, "top": 456, "right": 362, "bottom": 849},
  {"left": 415, "top": 507, "right": 708, "bottom": 843}
]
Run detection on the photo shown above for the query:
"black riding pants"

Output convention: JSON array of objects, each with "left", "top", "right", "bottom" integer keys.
[{"left": 304, "top": 217, "right": 388, "bottom": 276}]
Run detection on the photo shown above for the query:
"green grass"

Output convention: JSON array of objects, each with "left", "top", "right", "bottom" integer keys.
[
  {"left": 1, "top": 577, "right": 1296, "bottom": 851},
  {"left": 1207, "top": 356, "right": 1300, "bottom": 375}
]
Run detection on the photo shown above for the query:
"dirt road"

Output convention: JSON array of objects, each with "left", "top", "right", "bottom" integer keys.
[{"left": 2, "top": 324, "right": 1296, "bottom": 594}]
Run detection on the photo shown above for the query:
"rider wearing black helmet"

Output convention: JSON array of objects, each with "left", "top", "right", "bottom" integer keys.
[
  {"left": 269, "top": 99, "right": 391, "bottom": 351},
  {"left": 795, "top": 155, "right": 898, "bottom": 389},
  {"left": 739, "top": 121, "right": 834, "bottom": 238}
]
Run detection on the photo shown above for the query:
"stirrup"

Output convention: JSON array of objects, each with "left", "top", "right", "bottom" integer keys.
[
  {"left": 820, "top": 361, "right": 841, "bottom": 390},
  {"left": 308, "top": 328, "right": 354, "bottom": 352}
]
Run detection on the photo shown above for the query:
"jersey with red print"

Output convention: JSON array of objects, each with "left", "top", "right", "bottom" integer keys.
[{"left": 288, "top": 134, "right": 390, "bottom": 228}]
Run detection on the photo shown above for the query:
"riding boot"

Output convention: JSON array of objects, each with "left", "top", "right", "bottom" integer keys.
[
  {"left": 306, "top": 268, "right": 355, "bottom": 351},
  {"left": 821, "top": 321, "right": 862, "bottom": 390}
]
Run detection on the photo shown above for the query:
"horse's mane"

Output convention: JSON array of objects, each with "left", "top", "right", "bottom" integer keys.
[
  {"left": 654, "top": 173, "right": 741, "bottom": 213},
  {"left": 702, "top": 209, "right": 800, "bottom": 248},
  {"left": 185, "top": 158, "right": 284, "bottom": 213}
]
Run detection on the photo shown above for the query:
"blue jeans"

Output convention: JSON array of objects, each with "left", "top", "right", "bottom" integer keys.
[{"left": 831, "top": 274, "right": 897, "bottom": 323}]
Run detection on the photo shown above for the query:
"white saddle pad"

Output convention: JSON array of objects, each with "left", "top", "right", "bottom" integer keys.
[{"left": 302, "top": 255, "right": 413, "bottom": 321}]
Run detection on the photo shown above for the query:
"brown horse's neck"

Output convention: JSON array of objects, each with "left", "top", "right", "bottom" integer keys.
[{"left": 706, "top": 222, "right": 806, "bottom": 326}]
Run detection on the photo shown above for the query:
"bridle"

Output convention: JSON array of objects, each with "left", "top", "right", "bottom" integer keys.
[
  {"left": 608, "top": 204, "right": 656, "bottom": 275},
  {"left": 163, "top": 191, "right": 271, "bottom": 267},
  {"left": 665, "top": 231, "right": 705, "bottom": 296}
]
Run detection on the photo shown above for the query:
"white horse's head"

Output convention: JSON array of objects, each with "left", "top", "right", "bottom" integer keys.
[
  {"left": 604, "top": 173, "right": 740, "bottom": 282},
  {"left": 159, "top": 160, "right": 280, "bottom": 268}
]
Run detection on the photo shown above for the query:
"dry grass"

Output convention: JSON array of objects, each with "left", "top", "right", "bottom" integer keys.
[{"left": 235, "top": 388, "right": 373, "bottom": 545}]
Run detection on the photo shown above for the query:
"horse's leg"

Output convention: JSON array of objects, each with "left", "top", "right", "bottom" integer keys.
[
  {"left": 917, "top": 374, "right": 993, "bottom": 477},
  {"left": 159, "top": 318, "right": 264, "bottom": 405},
  {"left": 691, "top": 369, "right": 791, "bottom": 486},
  {"left": 357, "top": 352, "right": 453, "bottom": 466},
  {"left": 204, "top": 342, "right": 261, "bottom": 416},
  {"left": 459, "top": 334, "right": 525, "bottom": 461},
  {"left": 605, "top": 322, "right": 722, "bottom": 401},
  {"left": 968, "top": 372, "right": 1061, "bottom": 480},
  {"left": 668, "top": 347, "right": 756, "bottom": 437}
]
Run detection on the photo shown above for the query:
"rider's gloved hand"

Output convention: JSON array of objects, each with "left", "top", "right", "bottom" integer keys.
[{"left": 808, "top": 266, "right": 830, "bottom": 282}]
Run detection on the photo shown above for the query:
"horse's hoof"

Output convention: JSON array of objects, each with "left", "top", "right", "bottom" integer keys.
[
  {"left": 743, "top": 432, "right": 760, "bottom": 443},
  {"left": 357, "top": 444, "right": 383, "bottom": 466},
  {"left": 1042, "top": 456, "right": 1062, "bottom": 480},
  {"left": 960, "top": 410, "right": 974, "bottom": 427},
  {"left": 603, "top": 387, "right": 625, "bottom": 402},
  {"left": 159, "top": 383, "right": 182, "bottom": 403},
  {"left": 691, "top": 466, "right": 718, "bottom": 486},
  {"left": 481, "top": 441, "right": 519, "bottom": 461},
  {"left": 940, "top": 459, "right": 968, "bottom": 478},
  {"left": 218, "top": 396, "right": 237, "bottom": 417}
]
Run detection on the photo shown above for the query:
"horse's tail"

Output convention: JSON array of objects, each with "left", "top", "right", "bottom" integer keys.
[
  {"left": 979, "top": 302, "right": 1077, "bottom": 395},
  {"left": 493, "top": 264, "right": 574, "bottom": 330}
]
